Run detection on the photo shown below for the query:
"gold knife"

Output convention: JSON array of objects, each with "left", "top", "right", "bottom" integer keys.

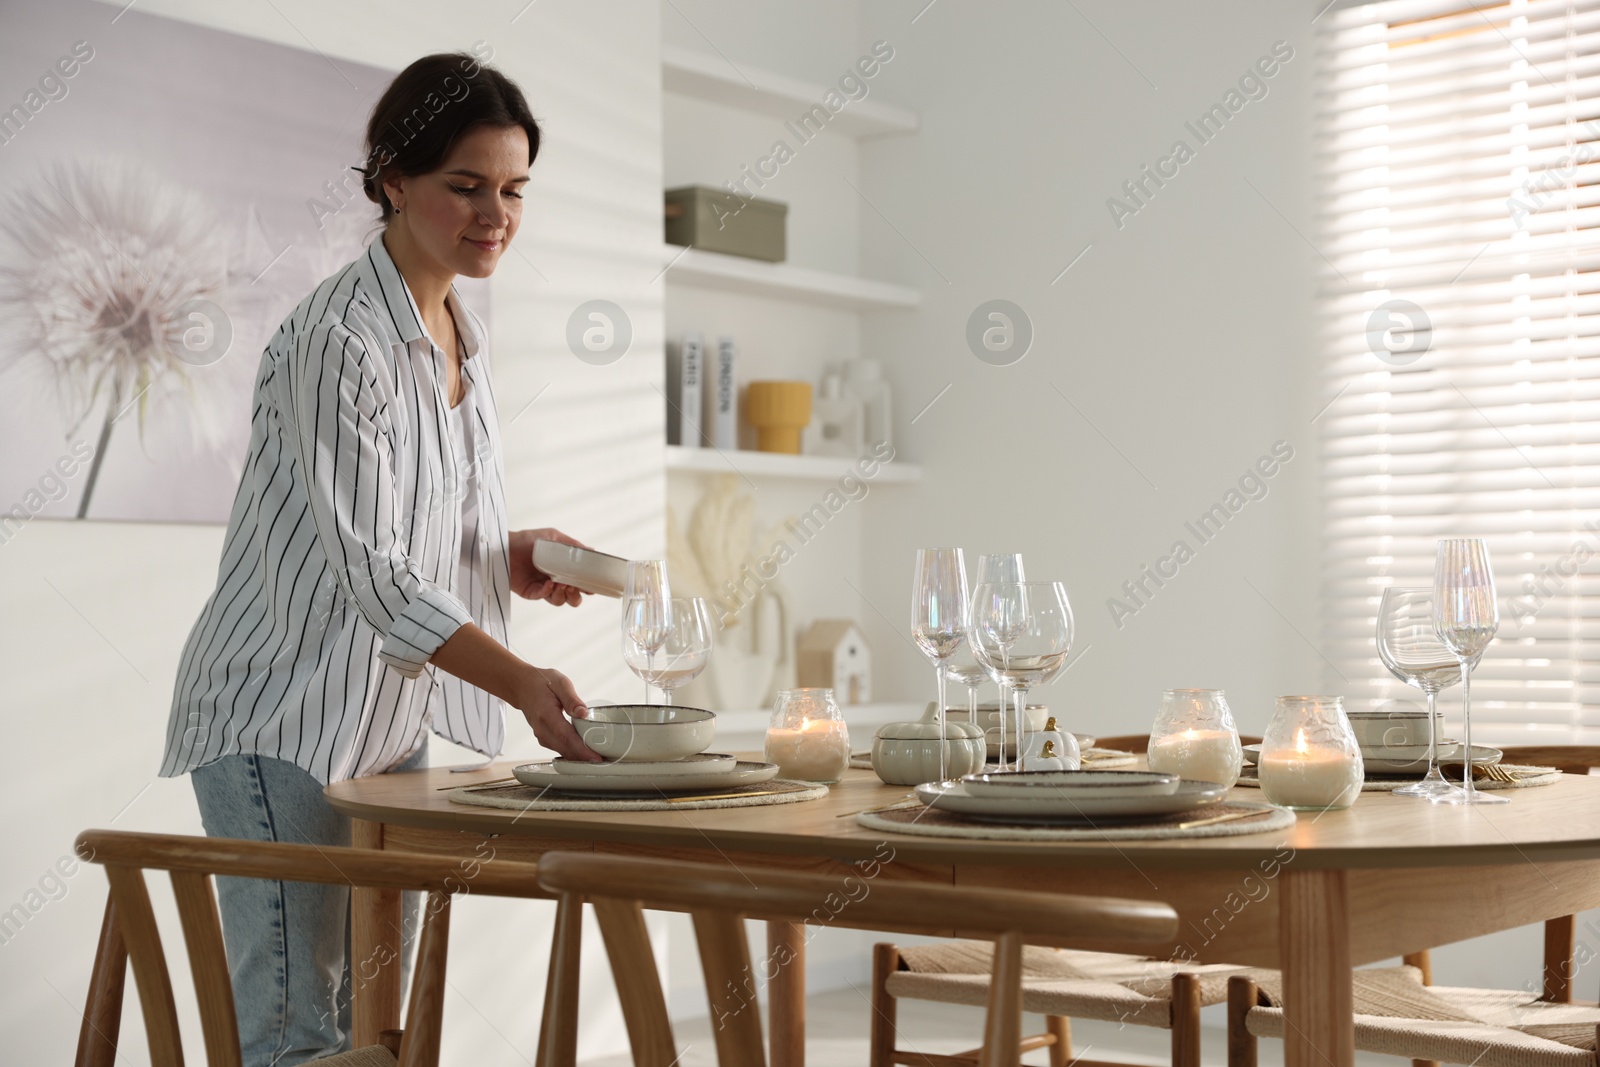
[{"left": 1174, "top": 808, "right": 1273, "bottom": 831}]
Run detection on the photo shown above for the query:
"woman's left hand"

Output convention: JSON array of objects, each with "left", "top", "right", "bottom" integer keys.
[{"left": 509, "top": 527, "right": 589, "bottom": 606}]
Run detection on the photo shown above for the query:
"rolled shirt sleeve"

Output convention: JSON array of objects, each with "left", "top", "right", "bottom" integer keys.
[{"left": 286, "top": 321, "right": 471, "bottom": 677}]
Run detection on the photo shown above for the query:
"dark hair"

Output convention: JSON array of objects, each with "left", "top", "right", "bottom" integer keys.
[{"left": 358, "top": 50, "right": 541, "bottom": 221}]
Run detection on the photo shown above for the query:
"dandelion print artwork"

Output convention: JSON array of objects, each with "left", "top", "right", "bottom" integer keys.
[{"left": 0, "top": 0, "right": 405, "bottom": 526}]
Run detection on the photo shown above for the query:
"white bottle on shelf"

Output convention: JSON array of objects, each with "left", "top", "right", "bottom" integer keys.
[
  {"left": 844, "top": 358, "right": 892, "bottom": 451},
  {"left": 805, "top": 374, "right": 864, "bottom": 458}
]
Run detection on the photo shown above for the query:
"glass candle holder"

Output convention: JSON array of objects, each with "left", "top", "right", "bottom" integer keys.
[
  {"left": 1147, "top": 689, "right": 1243, "bottom": 787},
  {"left": 765, "top": 688, "right": 851, "bottom": 784},
  {"left": 1257, "top": 695, "right": 1364, "bottom": 811}
]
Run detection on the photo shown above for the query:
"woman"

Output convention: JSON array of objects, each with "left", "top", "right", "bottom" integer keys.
[{"left": 160, "top": 53, "right": 598, "bottom": 1064}]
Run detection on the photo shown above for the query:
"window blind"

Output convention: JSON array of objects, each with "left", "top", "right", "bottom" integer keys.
[{"left": 1317, "top": 0, "right": 1600, "bottom": 737}]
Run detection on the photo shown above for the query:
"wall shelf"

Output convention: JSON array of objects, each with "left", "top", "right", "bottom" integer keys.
[
  {"left": 666, "top": 445, "right": 921, "bottom": 484},
  {"left": 662, "top": 44, "right": 918, "bottom": 139},
  {"left": 660, "top": 245, "right": 920, "bottom": 311}
]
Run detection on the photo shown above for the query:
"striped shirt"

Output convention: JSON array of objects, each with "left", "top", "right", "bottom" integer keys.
[{"left": 160, "top": 237, "right": 511, "bottom": 785}]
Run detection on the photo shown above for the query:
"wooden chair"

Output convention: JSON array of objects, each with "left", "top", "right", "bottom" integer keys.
[
  {"left": 1093, "top": 734, "right": 1263, "bottom": 754},
  {"left": 870, "top": 941, "right": 1222, "bottom": 1067},
  {"left": 860, "top": 732, "right": 1254, "bottom": 1067},
  {"left": 1225, "top": 746, "right": 1600, "bottom": 1067},
  {"left": 1227, "top": 970, "right": 1600, "bottom": 1067},
  {"left": 533, "top": 850, "right": 1180, "bottom": 1067},
  {"left": 72, "top": 828, "right": 556, "bottom": 1067}
]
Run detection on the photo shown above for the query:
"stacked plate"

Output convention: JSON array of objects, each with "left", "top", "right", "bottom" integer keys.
[
  {"left": 512, "top": 705, "right": 779, "bottom": 795},
  {"left": 915, "top": 769, "right": 1231, "bottom": 825}
]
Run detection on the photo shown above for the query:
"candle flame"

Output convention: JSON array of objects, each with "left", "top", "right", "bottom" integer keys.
[{"left": 1294, "top": 727, "right": 1309, "bottom": 755}]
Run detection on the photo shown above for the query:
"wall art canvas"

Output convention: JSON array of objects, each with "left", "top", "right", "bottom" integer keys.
[{"left": 0, "top": 0, "right": 488, "bottom": 525}]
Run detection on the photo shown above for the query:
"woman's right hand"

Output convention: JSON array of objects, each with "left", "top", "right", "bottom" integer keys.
[{"left": 516, "top": 664, "right": 604, "bottom": 761}]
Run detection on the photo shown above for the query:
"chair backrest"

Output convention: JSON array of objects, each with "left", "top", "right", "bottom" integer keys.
[
  {"left": 535, "top": 850, "right": 1179, "bottom": 1067},
  {"left": 1498, "top": 745, "right": 1600, "bottom": 776},
  {"left": 74, "top": 829, "right": 546, "bottom": 1067},
  {"left": 1095, "top": 733, "right": 1263, "bottom": 755}
]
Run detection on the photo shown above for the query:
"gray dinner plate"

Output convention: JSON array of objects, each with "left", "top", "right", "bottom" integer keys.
[
  {"left": 513, "top": 759, "right": 778, "bottom": 795},
  {"left": 914, "top": 777, "right": 1231, "bottom": 823}
]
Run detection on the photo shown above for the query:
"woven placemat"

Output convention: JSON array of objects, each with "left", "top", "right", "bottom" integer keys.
[
  {"left": 856, "top": 800, "right": 1293, "bottom": 841},
  {"left": 449, "top": 779, "right": 828, "bottom": 811},
  {"left": 1235, "top": 764, "right": 1562, "bottom": 792},
  {"left": 847, "top": 748, "right": 1138, "bottom": 771}
]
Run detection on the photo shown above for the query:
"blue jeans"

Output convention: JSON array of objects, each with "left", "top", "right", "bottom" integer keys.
[{"left": 191, "top": 744, "right": 426, "bottom": 1066}]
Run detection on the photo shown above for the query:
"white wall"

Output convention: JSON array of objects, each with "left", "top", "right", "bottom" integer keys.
[
  {"left": 0, "top": 0, "right": 664, "bottom": 1061},
  {"left": 658, "top": 0, "right": 1571, "bottom": 1018}
]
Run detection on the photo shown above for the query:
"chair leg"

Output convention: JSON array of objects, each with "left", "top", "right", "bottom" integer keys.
[
  {"left": 1227, "top": 975, "right": 1258, "bottom": 1067},
  {"left": 1045, "top": 1016, "right": 1071, "bottom": 1067},
  {"left": 75, "top": 896, "right": 126, "bottom": 1067},
  {"left": 1402, "top": 952, "right": 1441, "bottom": 1067},
  {"left": 537, "top": 893, "right": 584, "bottom": 1067},
  {"left": 1543, "top": 915, "right": 1576, "bottom": 1003},
  {"left": 870, "top": 944, "right": 900, "bottom": 1067},
  {"left": 1172, "top": 973, "right": 1202, "bottom": 1067}
]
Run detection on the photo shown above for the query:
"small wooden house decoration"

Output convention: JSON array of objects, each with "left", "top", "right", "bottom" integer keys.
[{"left": 796, "top": 619, "right": 871, "bottom": 704}]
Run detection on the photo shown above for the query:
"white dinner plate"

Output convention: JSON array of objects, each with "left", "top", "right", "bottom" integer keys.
[
  {"left": 551, "top": 752, "right": 737, "bottom": 777},
  {"left": 1356, "top": 741, "right": 1460, "bottom": 763},
  {"left": 914, "top": 778, "right": 1231, "bottom": 823},
  {"left": 513, "top": 759, "right": 778, "bottom": 795},
  {"left": 961, "top": 769, "right": 1179, "bottom": 800},
  {"left": 1363, "top": 744, "right": 1501, "bottom": 774},
  {"left": 1245, "top": 742, "right": 1501, "bottom": 773},
  {"left": 532, "top": 540, "right": 629, "bottom": 598}
]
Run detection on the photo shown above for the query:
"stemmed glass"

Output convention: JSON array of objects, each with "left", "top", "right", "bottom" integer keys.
[
  {"left": 1376, "top": 588, "right": 1461, "bottom": 798},
  {"left": 911, "top": 548, "right": 969, "bottom": 781},
  {"left": 941, "top": 647, "right": 990, "bottom": 765},
  {"left": 623, "top": 597, "right": 713, "bottom": 706},
  {"left": 622, "top": 560, "right": 671, "bottom": 704},
  {"left": 1431, "top": 539, "right": 1504, "bottom": 805},
  {"left": 969, "top": 581, "right": 1075, "bottom": 773},
  {"left": 971, "top": 553, "right": 1026, "bottom": 768}
]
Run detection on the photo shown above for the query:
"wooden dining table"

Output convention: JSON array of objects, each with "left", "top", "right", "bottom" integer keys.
[{"left": 325, "top": 763, "right": 1600, "bottom": 1067}]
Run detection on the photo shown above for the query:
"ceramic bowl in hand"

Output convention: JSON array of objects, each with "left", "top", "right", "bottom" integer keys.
[
  {"left": 572, "top": 705, "right": 716, "bottom": 762},
  {"left": 533, "top": 540, "right": 629, "bottom": 598}
]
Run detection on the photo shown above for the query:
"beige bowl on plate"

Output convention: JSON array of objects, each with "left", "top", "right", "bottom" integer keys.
[{"left": 572, "top": 704, "right": 716, "bottom": 762}]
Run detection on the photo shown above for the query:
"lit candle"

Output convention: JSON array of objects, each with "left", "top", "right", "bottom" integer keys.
[
  {"left": 765, "top": 718, "right": 850, "bottom": 783},
  {"left": 1258, "top": 727, "right": 1362, "bottom": 810},
  {"left": 1147, "top": 727, "right": 1243, "bottom": 787}
]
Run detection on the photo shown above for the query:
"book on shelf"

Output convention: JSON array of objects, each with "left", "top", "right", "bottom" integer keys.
[
  {"left": 712, "top": 335, "right": 737, "bottom": 450},
  {"left": 668, "top": 331, "right": 704, "bottom": 447}
]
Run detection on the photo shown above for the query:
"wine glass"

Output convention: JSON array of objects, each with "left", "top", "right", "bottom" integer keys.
[
  {"left": 941, "top": 647, "right": 990, "bottom": 765},
  {"left": 623, "top": 597, "right": 713, "bottom": 706},
  {"left": 972, "top": 553, "right": 1026, "bottom": 768},
  {"left": 622, "top": 560, "right": 671, "bottom": 703},
  {"left": 911, "top": 548, "right": 969, "bottom": 781},
  {"left": 970, "top": 581, "right": 1075, "bottom": 772},
  {"left": 1431, "top": 539, "right": 1504, "bottom": 805},
  {"left": 1376, "top": 588, "right": 1461, "bottom": 798}
]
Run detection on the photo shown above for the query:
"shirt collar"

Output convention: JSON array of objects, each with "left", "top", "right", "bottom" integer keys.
[
  {"left": 359, "top": 235, "right": 485, "bottom": 363},
  {"left": 359, "top": 235, "right": 427, "bottom": 346}
]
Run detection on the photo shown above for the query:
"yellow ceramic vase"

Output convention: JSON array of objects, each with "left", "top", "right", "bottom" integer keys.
[{"left": 745, "top": 380, "right": 813, "bottom": 453}]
